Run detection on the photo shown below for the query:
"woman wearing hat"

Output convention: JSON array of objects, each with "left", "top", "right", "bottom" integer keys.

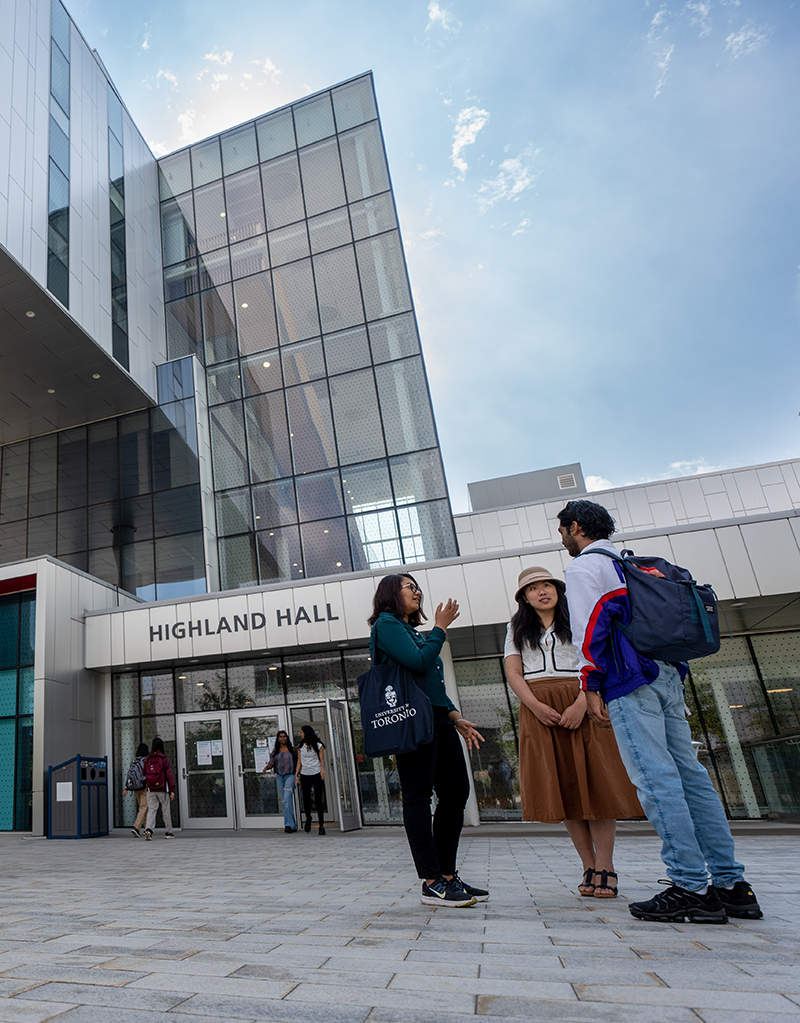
[{"left": 504, "top": 566, "right": 642, "bottom": 898}]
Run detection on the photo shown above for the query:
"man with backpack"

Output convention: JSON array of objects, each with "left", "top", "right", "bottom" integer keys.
[
  {"left": 557, "top": 499, "right": 761, "bottom": 924},
  {"left": 122, "top": 742, "right": 149, "bottom": 837},
  {"left": 144, "top": 736, "right": 176, "bottom": 840}
]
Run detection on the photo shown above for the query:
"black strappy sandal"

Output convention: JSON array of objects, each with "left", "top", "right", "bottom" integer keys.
[
  {"left": 578, "top": 867, "right": 596, "bottom": 896},
  {"left": 593, "top": 870, "right": 618, "bottom": 899}
]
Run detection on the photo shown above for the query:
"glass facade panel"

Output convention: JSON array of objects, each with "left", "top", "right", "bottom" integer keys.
[
  {"left": 284, "top": 651, "right": 345, "bottom": 700},
  {"left": 356, "top": 232, "right": 412, "bottom": 320},
  {"left": 400, "top": 500, "right": 457, "bottom": 562},
  {"left": 221, "top": 123, "right": 259, "bottom": 175},
  {"left": 256, "top": 109, "right": 296, "bottom": 161},
  {"left": 375, "top": 358, "right": 437, "bottom": 455},
  {"left": 121, "top": 540, "right": 156, "bottom": 601},
  {"left": 273, "top": 258, "right": 320, "bottom": 343},
  {"left": 210, "top": 403, "right": 248, "bottom": 490},
  {"left": 286, "top": 381, "right": 336, "bottom": 474},
  {"left": 160, "top": 194, "right": 196, "bottom": 265},
  {"left": 0, "top": 594, "right": 37, "bottom": 830},
  {"left": 230, "top": 235, "right": 270, "bottom": 279},
  {"left": 296, "top": 469, "right": 345, "bottom": 522},
  {"left": 241, "top": 350, "right": 282, "bottom": 395},
  {"left": 300, "top": 517, "right": 351, "bottom": 576},
  {"left": 1, "top": 443, "right": 29, "bottom": 522},
  {"left": 299, "top": 138, "right": 346, "bottom": 217},
  {"left": 219, "top": 534, "right": 258, "bottom": 589},
  {"left": 342, "top": 460, "right": 392, "bottom": 512},
  {"left": 27, "top": 514, "right": 57, "bottom": 557},
  {"left": 261, "top": 153, "right": 305, "bottom": 230},
  {"left": 235, "top": 272, "right": 279, "bottom": 354},
  {"left": 245, "top": 392, "right": 293, "bottom": 483},
  {"left": 224, "top": 167, "right": 265, "bottom": 242},
  {"left": 216, "top": 488, "right": 253, "bottom": 537},
  {"left": 119, "top": 412, "right": 151, "bottom": 497},
  {"left": 281, "top": 338, "right": 326, "bottom": 386},
  {"left": 349, "top": 506, "right": 401, "bottom": 570},
  {"left": 330, "top": 368, "right": 385, "bottom": 465},
  {"left": 257, "top": 525, "right": 303, "bottom": 582},
  {"left": 154, "top": 532, "right": 206, "bottom": 599},
  {"left": 350, "top": 191, "right": 397, "bottom": 240},
  {"left": 748, "top": 634, "right": 800, "bottom": 734},
  {"left": 324, "top": 325, "right": 371, "bottom": 376},
  {"left": 198, "top": 247, "right": 232, "bottom": 289},
  {"left": 308, "top": 207, "right": 352, "bottom": 254},
  {"left": 332, "top": 76, "right": 377, "bottom": 132},
  {"left": 206, "top": 361, "right": 243, "bottom": 406},
  {"left": 202, "top": 284, "right": 238, "bottom": 364},
  {"left": 268, "top": 221, "right": 309, "bottom": 266},
  {"left": 340, "top": 121, "right": 390, "bottom": 201},
  {"left": 191, "top": 137, "right": 222, "bottom": 187},
  {"left": 57, "top": 507, "right": 86, "bottom": 555},
  {"left": 313, "top": 245, "right": 364, "bottom": 333},
  {"left": 159, "top": 150, "right": 192, "bottom": 200},
  {"left": 293, "top": 93, "right": 336, "bottom": 147},
  {"left": 253, "top": 479, "right": 297, "bottom": 528},
  {"left": 28, "top": 436, "right": 58, "bottom": 517},
  {"left": 0, "top": 522, "right": 26, "bottom": 562},
  {"left": 165, "top": 294, "right": 202, "bottom": 361},
  {"left": 390, "top": 449, "right": 448, "bottom": 504},
  {"left": 193, "top": 181, "right": 228, "bottom": 253},
  {"left": 164, "top": 259, "right": 199, "bottom": 301}
]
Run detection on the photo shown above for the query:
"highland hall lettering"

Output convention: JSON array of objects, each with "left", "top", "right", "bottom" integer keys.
[{"left": 149, "top": 605, "right": 340, "bottom": 643}]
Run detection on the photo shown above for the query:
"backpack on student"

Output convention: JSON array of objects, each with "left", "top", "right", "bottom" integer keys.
[
  {"left": 126, "top": 756, "right": 146, "bottom": 791},
  {"left": 144, "top": 751, "right": 169, "bottom": 791},
  {"left": 578, "top": 547, "right": 720, "bottom": 662}
]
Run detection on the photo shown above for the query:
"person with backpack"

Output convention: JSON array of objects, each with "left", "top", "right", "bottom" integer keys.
[
  {"left": 143, "top": 736, "right": 176, "bottom": 840},
  {"left": 557, "top": 499, "right": 761, "bottom": 924},
  {"left": 122, "top": 742, "right": 149, "bottom": 837}
]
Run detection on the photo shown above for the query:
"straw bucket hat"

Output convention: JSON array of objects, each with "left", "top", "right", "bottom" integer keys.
[{"left": 514, "top": 566, "right": 564, "bottom": 602}]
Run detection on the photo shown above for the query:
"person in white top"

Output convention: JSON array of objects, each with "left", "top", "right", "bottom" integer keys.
[
  {"left": 295, "top": 725, "right": 327, "bottom": 835},
  {"left": 504, "top": 566, "right": 642, "bottom": 898}
]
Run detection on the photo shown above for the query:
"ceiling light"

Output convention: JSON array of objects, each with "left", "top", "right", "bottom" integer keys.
[
  {"left": 47, "top": 388, "right": 55, "bottom": 394},
  {"left": 178, "top": 675, "right": 186, "bottom": 680},
  {"left": 92, "top": 373, "right": 101, "bottom": 379},
  {"left": 262, "top": 361, "right": 270, "bottom": 368},
  {"left": 323, "top": 529, "right": 329, "bottom": 534},
  {"left": 255, "top": 515, "right": 260, "bottom": 519},
  {"left": 767, "top": 688, "right": 793, "bottom": 693},
  {"left": 730, "top": 602, "right": 747, "bottom": 608},
  {"left": 336, "top": 562, "right": 342, "bottom": 567},
  {"left": 196, "top": 682, "right": 205, "bottom": 686},
  {"left": 241, "top": 302, "right": 248, "bottom": 308},
  {"left": 220, "top": 211, "right": 226, "bottom": 217},
  {"left": 25, "top": 311, "right": 35, "bottom": 318},
  {"left": 729, "top": 704, "right": 743, "bottom": 709}
]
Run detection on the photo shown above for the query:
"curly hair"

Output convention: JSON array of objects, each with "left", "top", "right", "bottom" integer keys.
[
  {"left": 557, "top": 499, "right": 615, "bottom": 541},
  {"left": 367, "top": 573, "right": 426, "bottom": 627},
  {"left": 510, "top": 580, "right": 572, "bottom": 652}
]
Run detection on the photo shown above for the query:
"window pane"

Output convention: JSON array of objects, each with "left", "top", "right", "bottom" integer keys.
[
  {"left": 27, "top": 514, "right": 57, "bottom": 557},
  {"left": 281, "top": 338, "right": 325, "bottom": 386},
  {"left": 257, "top": 109, "right": 296, "bottom": 161},
  {"left": 51, "top": 0, "right": 71, "bottom": 59},
  {"left": 253, "top": 479, "right": 297, "bottom": 528},
  {"left": 261, "top": 153, "right": 305, "bottom": 230},
  {"left": 18, "top": 665, "right": 34, "bottom": 714},
  {"left": 390, "top": 449, "right": 448, "bottom": 503},
  {"left": 273, "top": 259, "right": 320, "bottom": 343},
  {"left": 340, "top": 121, "right": 389, "bottom": 201},
  {"left": 140, "top": 672, "right": 174, "bottom": 717},
  {"left": 193, "top": 181, "right": 228, "bottom": 253},
  {"left": 198, "top": 247, "right": 232, "bottom": 290},
  {"left": 285, "top": 653, "right": 345, "bottom": 701},
  {"left": 293, "top": 93, "right": 335, "bottom": 147},
  {"left": 348, "top": 507, "right": 402, "bottom": 571},
  {"left": 399, "top": 500, "right": 457, "bottom": 563},
  {"left": 191, "top": 137, "right": 222, "bottom": 187},
  {"left": 50, "top": 43, "right": 70, "bottom": 116},
  {"left": 87, "top": 501, "right": 115, "bottom": 550},
  {"left": 159, "top": 360, "right": 195, "bottom": 403},
  {"left": 268, "top": 221, "right": 309, "bottom": 267},
  {"left": 350, "top": 192, "right": 397, "bottom": 240},
  {"left": 341, "top": 461, "right": 392, "bottom": 513},
  {"left": 165, "top": 294, "right": 203, "bottom": 362},
  {"left": 159, "top": 151, "right": 192, "bottom": 200},
  {"left": 299, "top": 138, "right": 346, "bottom": 217},
  {"left": 689, "top": 638, "right": 773, "bottom": 747},
  {"left": 57, "top": 507, "right": 86, "bottom": 555},
  {"left": 356, "top": 232, "right": 412, "bottom": 321},
  {"left": 88, "top": 546, "right": 120, "bottom": 587},
  {"left": 333, "top": 76, "right": 377, "bottom": 132},
  {"left": 300, "top": 517, "right": 351, "bottom": 576},
  {"left": 296, "top": 470, "right": 344, "bottom": 522},
  {"left": 152, "top": 400, "right": 200, "bottom": 489},
  {"left": 308, "top": 207, "right": 352, "bottom": 254},
  {"left": 749, "top": 634, "right": 800, "bottom": 735},
  {"left": 50, "top": 115, "right": 70, "bottom": 177},
  {"left": 121, "top": 540, "right": 156, "bottom": 601},
  {"left": 330, "top": 368, "right": 385, "bottom": 464},
  {"left": 1, "top": 442, "right": 29, "bottom": 522},
  {"left": 0, "top": 522, "right": 26, "bottom": 563},
  {"left": 324, "top": 325, "right": 371, "bottom": 376},
  {"left": 224, "top": 167, "right": 265, "bottom": 242},
  {"left": 28, "top": 435, "right": 58, "bottom": 517},
  {"left": 164, "top": 259, "right": 199, "bottom": 301},
  {"left": 206, "top": 361, "right": 243, "bottom": 405},
  {"left": 228, "top": 661, "right": 285, "bottom": 708},
  {"left": 375, "top": 358, "right": 437, "bottom": 455},
  {"left": 153, "top": 484, "right": 203, "bottom": 537},
  {"left": 58, "top": 428, "right": 86, "bottom": 510},
  {"left": 245, "top": 393, "right": 293, "bottom": 483},
  {"left": 202, "top": 284, "right": 238, "bottom": 364},
  {"left": 230, "top": 235, "right": 270, "bottom": 279},
  {"left": 222, "top": 123, "right": 259, "bottom": 175},
  {"left": 119, "top": 495, "right": 153, "bottom": 543},
  {"left": 313, "top": 245, "right": 364, "bottom": 333},
  {"left": 210, "top": 403, "right": 248, "bottom": 490},
  {"left": 88, "top": 420, "right": 119, "bottom": 504},
  {"left": 216, "top": 488, "right": 253, "bottom": 537},
  {"left": 155, "top": 532, "right": 206, "bottom": 600},
  {"left": 286, "top": 381, "right": 336, "bottom": 474},
  {"left": 241, "top": 350, "right": 282, "bottom": 395},
  {"left": 257, "top": 525, "right": 303, "bottom": 582},
  {"left": 160, "top": 194, "right": 196, "bottom": 265},
  {"left": 235, "top": 272, "right": 279, "bottom": 354},
  {"left": 120, "top": 411, "right": 151, "bottom": 497},
  {"left": 219, "top": 534, "right": 258, "bottom": 589}
]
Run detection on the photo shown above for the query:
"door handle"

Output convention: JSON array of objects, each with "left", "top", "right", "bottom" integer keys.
[
  {"left": 237, "top": 764, "right": 242, "bottom": 777},
  {"left": 182, "top": 767, "right": 186, "bottom": 780}
]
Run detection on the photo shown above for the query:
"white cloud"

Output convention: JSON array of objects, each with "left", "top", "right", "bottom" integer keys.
[
  {"left": 647, "top": 8, "right": 671, "bottom": 43},
  {"left": 512, "top": 217, "right": 531, "bottom": 236},
  {"left": 148, "top": 139, "right": 170, "bottom": 157},
  {"left": 205, "top": 49, "right": 233, "bottom": 66},
  {"left": 448, "top": 106, "right": 489, "bottom": 182},
  {"left": 725, "top": 21, "right": 771, "bottom": 59},
  {"left": 653, "top": 44, "right": 674, "bottom": 98},
  {"left": 253, "top": 57, "right": 281, "bottom": 80},
  {"left": 684, "top": 1, "right": 712, "bottom": 38},
  {"left": 177, "top": 108, "right": 197, "bottom": 144},
  {"left": 211, "top": 73, "right": 232, "bottom": 91},
  {"left": 475, "top": 153, "right": 537, "bottom": 212},
  {"left": 586, "top": 475, "right": 614, "bottom": 492},
  {"left": 426, "top": 2, "right": 461, "bottom": 33},
  {"left": 141, "top": 33, "right": 151, "bottom": 51},
  {"left": 667, "top": 458, "right": 726, "bottom": 476},
  {"left": 468, "top": 261, "right": 488, "bottom": 276},
  {"left": 421, "top": 227, "right": 446, "bottom": 241},
  {"left": 156, "top": 69, "right": 178, "bottom": 88}
]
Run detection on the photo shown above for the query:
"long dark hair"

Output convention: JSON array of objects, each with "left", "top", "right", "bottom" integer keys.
[
  {"left": 150, "top": 736, "right": 165, "bottom": 755},
  {"left": 299, "top": 725, "right": 321, "bottom": 752},
  {"left": 271, "top": 731, "right": 295, "bottom": 759},
  {"left": 367, "top": 573, "right": 426, "bottom": 628},
  {"left": 510, "top": 580, "right": 572, "bottom": 651},
  {"left": 135, "top": 742, "right": 149, "bottom": 758}
]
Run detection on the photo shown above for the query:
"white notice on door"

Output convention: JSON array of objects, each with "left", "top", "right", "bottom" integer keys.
[
  {"left": 196, "top": 741, "right": 212, "bottom": 765},
  {"left": 210, "top": 740, "right": 223, "bottom": 757},
  {"left": 56, "top": 782, "right": 73, "bottom": 802},
  {"left": 253, "top": 748, "right": 271, "bottom": 773},
  {"left": 256, "top": 738, "right": 268, "bottom": 747}
]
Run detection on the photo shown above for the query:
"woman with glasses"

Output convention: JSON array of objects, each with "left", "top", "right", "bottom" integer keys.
[
  {"left": 368, "top": 573, "right": 487, "bottom": 908},
  {"left": 261, "top": 730, "right": 298, "bottom": 833}
]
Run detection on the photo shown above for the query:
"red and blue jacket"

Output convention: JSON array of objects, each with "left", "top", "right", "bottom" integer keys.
[{"left": 564, "top": 539, "right": 686, "bottom": 702}]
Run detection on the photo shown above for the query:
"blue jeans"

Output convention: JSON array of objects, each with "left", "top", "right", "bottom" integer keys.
[
  {"left": 607, "top": 663, "right": 745, "bottom": 892},
  {"left": 276, "top": 773, "right": 296, "bottom": 830}
]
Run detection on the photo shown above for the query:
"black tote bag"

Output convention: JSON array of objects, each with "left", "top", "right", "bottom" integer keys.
[{"left": 357, "top": 631, "right": 434, "bottom": 758}]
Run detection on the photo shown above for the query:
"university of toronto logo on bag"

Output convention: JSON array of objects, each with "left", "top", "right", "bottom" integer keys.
[{"left": 384, "top": 686, "right": 398, "bottom": 708}]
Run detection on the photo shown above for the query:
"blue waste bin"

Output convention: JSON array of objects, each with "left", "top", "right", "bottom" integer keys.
[{"left": 48, "top": 755, "right": 109, "bottom": 838}]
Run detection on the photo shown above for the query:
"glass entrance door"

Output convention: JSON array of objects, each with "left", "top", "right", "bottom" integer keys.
[
  {"left": 326, "top": 699, "right": 361, "bottom": 832},
  {"left": 176, "top": 713, "right": 235, "bottom": 828},
  {"left": 230, "top": 708, "right": 292, "bottom": 829}
]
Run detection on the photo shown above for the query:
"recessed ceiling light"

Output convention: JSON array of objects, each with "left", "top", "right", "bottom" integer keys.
[
  {"left": 196, "top": 681, "right": 205, "bottom": 686},
  {"left": 255, "top": 515, "right": 260, "bottom": 519},
  {"left": 178, "top": 675, "right": 186, "bottom": 679},
  {"left": 323, "top": 529, "right": 329, "bottom": 534},
  {"left": 241, "top": 302, "right": 248, "bottom": 308},
  {"left": 92, "top": 373, "right": 101, "bottom": 379},
  {"left": 336, "top": 562, "right": 342, "bottom": 567},
  {"left": 262, "top": 361, "right": 270, "bottom": 368},
  {"left": 25, "top": 311, "right": 35, "bottom": 318},
  {"left": 47, "top": 388, "right": 55, "bottom": 394},
  {"left": 220, "top": 211, "right": 226, "bottom": 217},
  {"left": 730, "top": 602, "right": 747, "bottom": 608}
]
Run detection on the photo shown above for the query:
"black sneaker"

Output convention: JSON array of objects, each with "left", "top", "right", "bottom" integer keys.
[
  {"left": 130, "top": 828, "right": 140, "bottom": 838},
  {"left": 714, "top": 881, "right": 763, "bottom": 919},
  {"left": 304, "top": 820, "right": 311, "bottom": 833},
  {"left": 318, "top": 826, "right": 326, "bottom": 835},
  {"left": 449, "top": 872, "right": 489, "bottom": 902},
  {"left": 629, "top": 881, "right": 727, "bottom": 924},
  {"left": 420, "top": 878, "right": 477, "bottom": 908}
]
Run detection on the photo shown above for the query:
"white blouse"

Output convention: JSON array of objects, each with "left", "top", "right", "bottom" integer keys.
[{"left": 504, "top": 622, "right": 580, "bottom": 679}]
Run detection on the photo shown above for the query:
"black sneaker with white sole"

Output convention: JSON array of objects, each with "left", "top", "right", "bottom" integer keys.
[
  {"left": 629, "top": 881, "right": 727, "bottom": 924},
  {"left": 420, "top": 877, "right": 477, "bottom": 908},
  {"left": 713, "top": 881, "right": 763, "bottom": 919},
  {"left": 449, "top": 873, "right": 489, "bottom": 902}
]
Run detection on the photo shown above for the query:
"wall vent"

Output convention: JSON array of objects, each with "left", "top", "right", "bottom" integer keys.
[{"left": 557, "top": 474, "right": 577, "bottom": 490}]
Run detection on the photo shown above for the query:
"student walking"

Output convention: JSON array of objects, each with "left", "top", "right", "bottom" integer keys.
[
  {"left": 263, "top": 730, "right": 298, "bottom": 832},
  {"left": 558, "top": 499, "right": 762, "bottom": 923},
  {"left": 369, "top": 572, "right": 487, "bottom": 908},
  {"left": 504, "top": 566, "right": 642, "bottom": 898},
  {"left": 143, "top": 736, "right": 176, "bottom": 840},
  {"left": 122, "top": 742, "right": 149, "bottom": 837},
  {"left": 295, "top": 725, "right": 327, "bottom": 835}
]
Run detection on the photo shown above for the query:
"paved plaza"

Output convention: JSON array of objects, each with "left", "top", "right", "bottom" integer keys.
[{"left": 0, "top": 822, "right": 796, "bottom": 1022}]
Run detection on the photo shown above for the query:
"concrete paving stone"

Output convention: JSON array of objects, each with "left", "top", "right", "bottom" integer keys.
[
  {"left": 322, "top": 957, "right": 479, "bottom": 978},
  {"left": 50, "top": 1009, "right": 244, "bottom": 1023},
  {"left": 125, "top": 971, "right": 296, "bottom": 998},
  {"left": 695, "top": 1013, "right": 800, "bottom": 1023},
  {"left": 95, "top": 955, "right": 245, "bottom": 977},
  {"left": 16, "top": 980, "right": 192, "bottom": 1012},
  {"left": 232, "top": 964, "right": 393, "bottom": 988},
  {"left": 478, "top": 963, "right": 664, "bottom": 985},
  {"left": 475, "top": 994, "right": 700, "bottom": 1021},
  {"left": 389, "top": 973, "right": 576, "bottom": 1000},
  {"left": 1, "top": 965, "right": 147, "bottom": 986},
  {"left": 633, "top": 947, "right": 800, "bottom": 965},
  {"left": 283, "top": 983, "right": 477, "bottom": 1014},
  {"left": 0, "top": 997, "right": 81, "bottom": 1022},
  {"left": 166, "top": 993, "right": 370, "bottom": 1022},
  {"left": 649, "top": 964, "right": 800, "bottom": 993},
  {"left": 574, "top": 984, "right": 800, "bottom": 1012}
]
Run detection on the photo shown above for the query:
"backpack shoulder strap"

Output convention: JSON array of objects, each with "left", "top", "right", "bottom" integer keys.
[{"left": 577, "top": 547, "right": 624, "bottom": 563}]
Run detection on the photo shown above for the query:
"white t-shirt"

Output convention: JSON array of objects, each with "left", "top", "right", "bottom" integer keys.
[
  {"left": 299, "top": 742, "right": 324, "bottom": 775},
  {"left": 504, "top": 622, "right": 580, "bottom": 679}
]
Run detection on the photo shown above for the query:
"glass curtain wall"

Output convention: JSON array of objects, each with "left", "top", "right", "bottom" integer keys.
[
  {"left": 107, "top": 86, "right": 129, "bottom": 369},
  {"left": 0, "top": 592, "right": 35, "bottom": 830},
  {"left": 47, "top": 0, "right": 71, "bottom": 307},
  {"left": 157, "top": 74, "right": 458, "bottom": 588}
]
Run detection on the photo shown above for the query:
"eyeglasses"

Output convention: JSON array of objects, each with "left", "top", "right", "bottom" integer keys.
[{"left": 401, "top": 582, "right": 421, "bottom": 594}]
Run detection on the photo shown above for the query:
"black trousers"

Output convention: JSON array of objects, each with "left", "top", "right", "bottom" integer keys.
[
  {"left": 396, "top": 708, "right": 470, "bottom": 879},
  {"left": 300, "top": 773, "right": 325, "bottom": 825}
]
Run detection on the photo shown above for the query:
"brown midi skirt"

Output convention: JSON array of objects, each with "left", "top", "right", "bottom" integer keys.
[{"left": 518, "top": 677, "right": 643, "bottom": 823}]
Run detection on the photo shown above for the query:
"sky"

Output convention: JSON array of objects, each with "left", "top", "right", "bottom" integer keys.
[{"left": 67, "top": 0, "right": 800, "bottom": 512}]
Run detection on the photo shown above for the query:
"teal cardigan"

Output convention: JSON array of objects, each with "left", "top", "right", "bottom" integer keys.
[{"left": 370, "top": 611, "right": 456, "bottom": 713}]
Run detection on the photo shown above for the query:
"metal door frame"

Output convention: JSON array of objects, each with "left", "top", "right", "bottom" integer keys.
[
  {"left": 326, "top": 698, "right": 362, "bottom": 832},
  {"left": 229, "top": 706, "right": 292, "bottom": 830},
  {"left": 175, "top": 710, "right": 235, "bottom": 829}
]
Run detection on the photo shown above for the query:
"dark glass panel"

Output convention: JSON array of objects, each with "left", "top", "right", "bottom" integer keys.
[
  {"left": 356, "top": 232, "right": 412, "bottom": 321},
  {"left": 228, "top": 661, "right": 285, "bottom": 708},
  {"left": 121, "top": 540, "right": 156, "bottom": 601},
  {"left": 165, "top": 294, "right": 203, "bottom": 361},
  {"left": 57, "top": 507, "right": 86, "bottom": 555},
  {"left": 209, "top": 403, "right": 248, "bottom": 490},
  {"left": 245, "top": 392, "right": 293, "bottom": 483},
  {"left": 18, "top": 667, "right": 34, "bottom": 716},
  {"left": 206, "top": 361, "right": 242, "bottom": 406},
  {"left": 299, "top": 138, "right": 345, "bottom": 217},
  {"left": 119, "top": 495, "right": 153, "bottom": 544},
  {"left": 88, "top": 546, "right": 120, "bottom": 587},
  {"left": 222, "top": 123, "right": 259, "bottom": 175},
  {"left": 191, "top": 137, "right": 222, "bottom": 187},
  {"left": 332, "top": 77, "right": 377, "bottom": 131},
  {"left": 140, "top": 671, "right": 174, "bottom": 717},
  {"left": 87, "top": 420, "right": 119, "bottom": 504},
  {"left": 193, "top": 181, "right": 228, "bottom": 253},
  {"left": 88, "top": 501, "right": 116, "bottom": 550},
  {"left": 349, "top": 192, "right": 397, "bottom": 240},
  {"left": 175, "top": 665, "right": 227, "bottom": 713},
  {"left": 0, "top": 522, "right": 26, "bottom": 564},
  {"left": 157, "top": 358, "right": 194, "bottom": 403},
  {"left": 48, "top": 160, "right": 69, "bottom": 219},
  {"left": 261, "top": 153, "right": 305, "bottom": 230},
  {"left": 230, "top": 235, "right": 269, "bottom": 279},
  {"left": 256, "top": 525, "right": 303, "bottom": 582},
  {"left": 399, "top": 500, "right": 457, "bottom": 563},
  {"left": 296, "top": 470, "right": 345, "bottom": 522},
  {"left": 234, "top": 272, "right": 278, "bottom": 355},
  {"left": 286, "top": 381, "right": 336, "bottom": 474},
  {"left": 0, "top": 596, "right": 19, "bottom": 669},
  {"left": 285, "top": 652, "right": 345, "bottom": 701},
  {"left": 748, "top": 634, "right": 800, "bottom": 736},
  {"left": 57, "top": 551, "right": 87, "bottom": 572},
  {"left": 154, "top": 532, "right": 206, "bottom": 600},
  {"left": 323, "top": 325, "right": 371, "bottom": 376},
  {"left": 340, "top": 121, "right": 389, "bottom": 202},
  {"left": 160, "top": 194, "right": 196, "bottom": 265},
  {"left": 224, "top": 167, "right": 265, "bottom": 242},
  {"left": 15, "top": 716, "right": 33, "bottom": 831},
  {"left": 1, "top": 442, "right": 29, "bottom": 523},
  {"left": 390, "top": 450, "right": 448, "bottom": 504},
  {"left": 313, "top": 245, "right": 364, "bottom": 333},
  {"left": 49, "top": 115, "right": 69, "bottom": 176},
  {"left": 158, "top": 150, "right": 192, "bottom": 200},
  {"left": 308, "top": 207, "right": 352, "bottom": 254},
  {"left": 202, "top": 284, "right": 238, "bottom": 365},
  {"left": 108, "top": 128, "right": 123, "bottom": 181},
  {"left": 348, "top": 506, "right": 402, "bottom": 571},
  {"left": 198, "top": 247, "right": 231, "bottom": 289},
  {"left": 268, "top": 221, "right": 309, "bottom": 266},
  {"left": 119, "top": 411, "right": 151, "bottom": 497},
  {"left": 215, "top": 488, "right": 253, "bottom": 537},
  {"left": 50, "top": 42, "right": 70, "bottom": 117},
  {"left": 341, "top": 460, "right": 392, "bottom": 513},
  {"left": 330, "top": 368, "right": 385, "bottom": 464},
  {"left": 273, "top": 258, "right": 320, "bottom": 344},
  {"left": 241, "top": 350, "right": 282, "bottom": 395},
  {"left": 252, "top": 479, "right": 297, "bottom": 528},
  {"left": 27, "top": 514, "right": 57, "bottom": 557},
  {"left": 256, "top": 109, "right": 296, "bottom": 161},
  {"left": 219, "top": 534, "right": 258, "bottom": 590},
  {"left": 19, "top": 593, "right": 34, "bottom": 666},
  {"left": 375, "top": 358, "right": 437, "bottom": 456},
  {"left": 164, "top": 258, "right": 199, "bottom": 301},
  {"left": 46, "top": 253, "right": 68, "bottom": 307},
  {"left": 153, "top": 484, "right": 203, "bottom": 537},
  {"left": 57, "top": 428, "right": 86, "bottom": 511},
  {"left": 367, "top": 311, "right": 420, "bottom": 363},
  {"left": 28, "top": 435, "right": 58, "bottom": 517},
  {"left": 293, "top": 93, "right": 335, "bottom": 147},
  {"left": 300, "top": 517, "right": 351, "bottom": 577},
  {"left": 51, "top": 0, "right": 71, "bottom": 59},
  {"left": 281, "top": 338, "right": 325, "bottom": 386},
  {"left": 151, "top": 401, "right": 200, "bottom": 490}
]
